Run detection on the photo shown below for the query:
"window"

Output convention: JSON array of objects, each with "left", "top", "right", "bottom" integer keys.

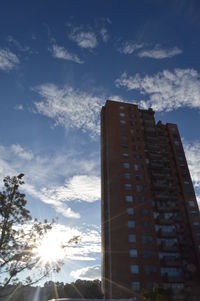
[
  {"left": 134, "top": 164, "right": 140, "bottom": 171},
  {"left": 133, "top": 154, "right": 142, "bottom": 160},
  {"left": 122, "top": 135, "right": 128, "bottom": 141},
  {"left": 170, "top": 127, "right": 177, "bottom": 133},
  {"left": 120, "top": 106, "right": 125, "bottom": 110},
  {"left": 128, "top": 221, "right": 135, "bottom": 228},
  {"left": 138, "top": 196, "right": 147, "bottom": 203},
  {"left": 143, "top": 250, "right": 155, "bottom": 259},
  {"left": 126, "top": 195, "right": 133, "bottom": 202},
  {"left": 122, "top": 143, "right": 128, "bottom": 148},
  {"left": 135, "top": 174, "right": 143, "bottom": 181},
  {"left": 189, "top": 200, "right": 195, "bottom": 207},
  {"left": 127, "top": 208, "right": 134, "bottom": 215},
  {"left": 120, "top": 120, "right": 126, "bottom": 124},
  {"left": 142, "top": 235, "right": 153, "bottom": 244},
  {"left": 140, "top": 209, "right": 150, "bottom": 216},
  {"left": 130, "top": 265, "right": 139, "bottom": 274},
  {"left": 129, "top": 249, "right": 138, "bottom": 257},
  {"left": 131, "top": 282, "right": 140, "bottom": 291},
  {"left": 137, "top": 185, "right": 143, "bottom": 192},
  {"left": 123, "top": 163, "right": 130, "bottom": 169},
  {"left": 120, "top": 112, "right": 125, "bottom": 117},
  {"left": 125, "top": 184, "right": 132, "bottom": 190},
  {"left": 161, "top": 267, "right": 181, "bottom": 277},
  {"left": 128, "top": 234, "right": 136, "bottom": 243},
  {"left": 193, "top": 222, "right": 200, "bottom": 230},
  {"left": 124, "top": 173, "right": 131, "bottom": 179},
  {"left": 196, "top": 234, "right": 200, "bottom": 241},
  {"left": 174, "top": 140, "right": 179, "bottom": 146},
  {"left": 121, "top": 127, "right": 126, "bottom": 133},
  {"left": 144, "top": 265, "right": 157, "bottom": 275},
  {"left": 191, "top": 211, "right": 199, "bottom": 217},
  {"left": 122, "top": 152, "right": 129, "bottom": 158},
  {"left": 142, "top": 221, "right": 152, "bottom": 229}
]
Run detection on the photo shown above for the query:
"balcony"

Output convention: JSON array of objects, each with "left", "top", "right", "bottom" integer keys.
[
  {"left": 150, "top": 162, "right": 164, "bottom": 169},
  {"left": 156, "top": 217, "right": 173, "bottom": 225},
  {"left": 161, "top": 257, "right": 181, "bottom": 267},
  {"left": 154, "top": 193, "right": 170, "bottom": 200},
  {"left": 166, "top": 275, "right": 184, "bottom": 283},
  {"left": 156, "top": 204, "right": 179, "bottom": 212},
  {"left": 160, "top": 243, "right": 179, "bottom": 252},
  {"left": 158, "top": 229, "right": 176, "bottom": 238}
]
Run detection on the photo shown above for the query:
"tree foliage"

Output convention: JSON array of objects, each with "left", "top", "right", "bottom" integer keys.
[{"left": 0, "top": 174, "right": 55, "bottom": 294}]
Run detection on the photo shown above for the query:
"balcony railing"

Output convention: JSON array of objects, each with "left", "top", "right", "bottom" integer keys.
[
  {"left": 160, "top": 243, "right": 179, "bottom": 252},
  {"left": 161, "top": 257, "right": 181, "bottom": 267}
]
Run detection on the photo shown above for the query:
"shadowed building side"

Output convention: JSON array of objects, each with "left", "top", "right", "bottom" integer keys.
[{"left": 101, "top": 100, "right": 200, "bottom": 298}]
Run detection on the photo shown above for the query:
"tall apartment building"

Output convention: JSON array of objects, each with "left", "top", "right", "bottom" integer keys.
[{"left": 101, "top": 100, "right": 200, "bottom": 298}]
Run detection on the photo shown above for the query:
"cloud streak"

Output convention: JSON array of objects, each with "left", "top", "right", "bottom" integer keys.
[
  {"left": 119, "top": 42, "right": 144, "bottom": 54},
  {"left": 116, "top": 69, "right": 200, "bottom": 111},
  {"left": 138, "top": 45, "right": 182, "bottom": 59},
  {"left": 51, "top": 44, "right": 84, "bottom": 64},
  {"left": 0, "top": 48, "right": 19, "bottom": 71}
]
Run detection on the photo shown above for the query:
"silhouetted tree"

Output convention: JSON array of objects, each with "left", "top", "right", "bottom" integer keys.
[{"left": 0, "top": 175, "right": 54, "bottom": 295}]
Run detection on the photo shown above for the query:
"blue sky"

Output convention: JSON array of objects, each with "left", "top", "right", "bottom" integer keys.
[{"left": 0, "top": 0, "right": 200, "bottom": 284}]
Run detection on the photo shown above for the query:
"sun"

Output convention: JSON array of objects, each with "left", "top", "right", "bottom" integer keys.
[{"left": 34, "top": 230, "right": 65, "bottom": 264}]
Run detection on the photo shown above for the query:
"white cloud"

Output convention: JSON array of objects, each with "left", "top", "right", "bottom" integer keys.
[
  {"left": 0, "top": 144, "right": 100, "bottom": 219},
  {"left": 11, "top": 144, "right": 34, "bottom": 160},
  {"left": 34, "top": 83, "right": 102, "bottom": 137},
  {"left": 100, "top": 27, "right": 109, "bottom": 42},
  {"left": 116, "top": 69, "right": 200, "bottom": 111},
  {"left": 70, "top": 265, "right": 101, "bottom": 280},
  {"left": 138, "top": 45, "right": 182, "bottom": 59},
  {"left": 0, "top": 48, "right": 19, "bottom": 71},
  {"left": 119, "top": 42, "right": 144, "bottom": 54},
  {"left": 15, "top": 104, "right": 24, "bottom": 110},
  {"left": 51, "top": 44, "right": 84, "bottom": 64},
  {"left": 70, "top": 29, "right": 97, "bottom": 49},
  {"left": 44, "top": 175, "right": 100, "bottom": 203},
  {"left": 184, "top": 141, "right": 200, "bottom": 189}
]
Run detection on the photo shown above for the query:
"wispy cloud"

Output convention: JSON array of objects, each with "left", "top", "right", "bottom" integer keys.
[
  {"left": 51, "top": 44, "right": 84, "bottom": 64},
  {"left": 116, "top": 69, "right": 200, "bottom": 111},
  {"left": 69, "top": 28, "right": 98, "bottom": 49},
  {"left": 0, "top": 48, "right": 19, "bottom": 71},
  {"left": 138, "top": 45, "right": 182, "bottom": 59},
  {"left": 70, "top": 265, "right": 101, "bottom": 280},
  {"left": 15, "top": 104, "right": 24, "bottom": 110},
  {"left": 100, "top": 27, "right": 109, "bottom": 42},
  {"left": 7, "top": 35, "right": 32, "bottom": 53},
  {"left": 118, "top": 41, "right": 182, "bottom": 59},
  {"left": 11, "top": 144, "right": 34, "bottom": 160},
  {"left": 119, "top": 42, "right": 144, "bottom": 54},
  {"left": 0, "top": 144, "right": 100, "bottom": 218},
  {"left": 34, "top": 83, "right": 102, "bottom": 137}
]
